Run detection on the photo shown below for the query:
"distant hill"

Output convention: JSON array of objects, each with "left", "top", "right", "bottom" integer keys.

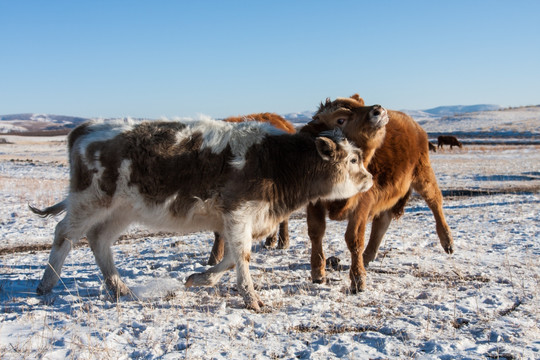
[
  {"left": 0, "top": 113, "right": 90, "bottom": 134},
  {"left": 421, "top": 104, "right": 501, "bottom": 116},
  {"left": 2, "top": 104, "right": 539, "bottom": 137},
  {"left": 416, "top": 105, "right": 540, "bottom": 137},
  {"left": 281, "top": 111, "right": 314, "bottom": 125}
]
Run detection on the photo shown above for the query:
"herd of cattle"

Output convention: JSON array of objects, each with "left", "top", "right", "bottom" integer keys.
[{"left": 30, "top": 94, "right": 459, "bottom": 310}]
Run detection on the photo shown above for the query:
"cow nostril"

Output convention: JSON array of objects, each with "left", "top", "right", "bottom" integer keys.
[{"left": 373, "top": 110, "right": 381, "bottom": 116}]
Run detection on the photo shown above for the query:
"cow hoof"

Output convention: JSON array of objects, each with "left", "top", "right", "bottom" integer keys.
[
  {"left": 246, "top": 299, "right": 265, "bottom": 312},
  {"left": 185, "top": 273, "right": 196, "bottom": 287},
  {"left": 185, "top": 273, "right": 212, "bottom": 287},
  {"left": 312, "top": 277, "right": 327, "bottom": 285},
  {"left": 276, "top": 240, "right": 290, "bottom": 250},
  {"left": 113, "top": 285, "right": 131, "bottom": 298},
  {"left": 350, "top": 275, "right": 367, "bottom": 294},
  {"left": 444, "top": 244, "right": 454, "bottom": 255},
  {"left": 36, "top": 283, "right": 51, "bottom": 296}
]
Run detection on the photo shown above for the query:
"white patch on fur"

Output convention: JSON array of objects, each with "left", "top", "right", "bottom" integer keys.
[
  {"left": 75, "top": 119, "right": 135, "bottom": 169},
  {"left": 174, "top": 119, "right": 284, "bottom": 169}
]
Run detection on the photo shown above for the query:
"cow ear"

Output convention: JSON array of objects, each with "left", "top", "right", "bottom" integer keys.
[
  {"left": 350, "top": 94, "right": 365, "bottom": 106},
  {"left": 315, "top": 137, "right": 337, "bottom": 161}
]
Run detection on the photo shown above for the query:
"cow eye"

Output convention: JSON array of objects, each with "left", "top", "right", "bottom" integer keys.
[
  {"left": 337, "top": 118, "right": 346, "bottom": 125},
  {"left": 350, "top": 157, "right": 358, "bottom": 164}
]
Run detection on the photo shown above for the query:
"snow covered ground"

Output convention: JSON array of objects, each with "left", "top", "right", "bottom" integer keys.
[{"left": 0, "top": 129, "right": 539, "bottom": 359}]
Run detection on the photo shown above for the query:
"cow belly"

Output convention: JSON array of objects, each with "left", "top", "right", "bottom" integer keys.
[{"left": 133, "top": 196, "right": 224, "bottom": 234}]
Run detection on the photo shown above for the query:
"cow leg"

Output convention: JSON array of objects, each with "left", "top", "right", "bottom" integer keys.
[
  {"left": 264, "top": 219, "right": 290, "bottom": 249},
  {"left": 307, "top": 201, "right": 327, "bottom": 284},
  {"left": 207, "top": 232, "right": 225, "bottom": 265},
  {"left": 186, "top": 224, "right": 262, "bottom": 311},
  {"left": 263, "top": 228, "right": 278, "bottom": 248},
  {"left": 344, "top": 207, "right": 370, "bottom": 293},
  {"left": 86, "top": 214, "right": 131, "bottom": 298},
  {"left": 37, "top": 216, "right": 82, "bottom": 295},
  {"left": 363, "top": 210, "right": 393, "bottom": 266},
  {"left": 276, "top": 219, "right": 290, "bottom": 249},
  {"left": 412, "top": 164, "right": 454, "bottom": 255}
]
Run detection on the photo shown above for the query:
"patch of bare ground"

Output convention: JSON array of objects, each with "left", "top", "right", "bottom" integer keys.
[{"left": 0, "top": 231, "right": 178, "bottom": 255}]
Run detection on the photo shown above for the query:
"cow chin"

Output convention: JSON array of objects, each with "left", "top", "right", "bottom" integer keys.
[{"left": 324, "top": 177, "right": 373, "bottom": 201}]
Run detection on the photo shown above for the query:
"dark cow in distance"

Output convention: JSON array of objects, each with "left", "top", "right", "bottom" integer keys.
[
  {"left": 438, "top": 135, "right": 463, "bottom": 149},
  {"left": 302, "top": 94, "right": 454, "bottom": 293},
  {"left": 208, "top": 113, "right": 295, "bottom": 266},
  {"left": 429, "top": 142, "right": 437, "bottom": 152},
  {"left": 30, "top": 118, "right": 373, "bottom": 310}
]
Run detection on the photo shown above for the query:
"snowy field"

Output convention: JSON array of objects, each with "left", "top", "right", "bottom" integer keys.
[{"left": 0, "top": 130, "right": 539, "bottom": 359}]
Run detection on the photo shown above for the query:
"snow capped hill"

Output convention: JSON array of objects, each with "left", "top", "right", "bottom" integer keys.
[
  {"left": 421, "top": 104, "right": 502, "bottom": 116},
  {"left": 0, "top": 113, "right": 90, "bottom": 133},
  {"left": 414, "top": 106, "right": 540, "bottom": 135},
  {"left": 281, "top": 110, "right": 314, "bottom": 125},
  {"left": 2, "top": 104, "right": 539, "bottom": 136}
]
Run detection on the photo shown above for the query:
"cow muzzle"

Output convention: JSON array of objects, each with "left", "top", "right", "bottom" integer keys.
[{"left": 370, "top": 105, "right": 389, "bottom": 128}]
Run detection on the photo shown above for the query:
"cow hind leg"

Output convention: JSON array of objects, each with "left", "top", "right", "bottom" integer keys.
[
  {"left": 263, "top": 219, "right": 290, "bottom": 249},
  {"left": 413, "top": 165, "right": 454, "bottom": 254},
  {"left": 86, "top": 215, "right": 131, "bottom": 298},
  {"left": 207, "top": 232, "right": 225, "bottom": 265},
  {"left": 276, "top": 219, "right": 290, "bottom": 249},
  {"left": 363, "top": 210, "right": 393, "bottom": 266},
  {"left": 37, "top": 216, "right": 84, "bottom": 295},
  {"left": 263, "top": 228, "right": 278, "bottom": 248}
]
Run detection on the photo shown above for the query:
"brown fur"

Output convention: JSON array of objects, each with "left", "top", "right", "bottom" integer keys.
[
  {"left": 302, "top": 94, "right": 454, "bottom": 293},
  {"left": 438, "top": 135, "right": 463, "bottom": 149},
  {"left": 225, "top": 112, "right": 296, "bottom": 134},
  {"left": 208, "top": 113, "right": 296, "bottom": 265}
]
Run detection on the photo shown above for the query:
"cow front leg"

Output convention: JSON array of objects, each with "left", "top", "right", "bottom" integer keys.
[
  {"left": 345, "top": 208, "right": 369, "bottom": 293},
  {"left": 235, "top": 250, "right": 263, "bottom": 311},
  {"left": 307, "top": 201, "right": 327, "bottom": 284}
]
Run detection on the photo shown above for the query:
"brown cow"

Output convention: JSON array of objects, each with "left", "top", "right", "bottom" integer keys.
[
  {"left": 302, "top": 94, "right": 454, "bottom": 293},
  {"left": 30, "top": 118, "right": 373, "bottom": 310},
  {"left": 438, "top": 135, "right": 463, "bottom": 149},
  {"left": 208, "top": 113, "right": 295, "bottom": 266}
]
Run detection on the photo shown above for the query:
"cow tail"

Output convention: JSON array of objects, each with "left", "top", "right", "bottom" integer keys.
[{"left": 29, "top": 200, "right": 67, "bottom": 218}]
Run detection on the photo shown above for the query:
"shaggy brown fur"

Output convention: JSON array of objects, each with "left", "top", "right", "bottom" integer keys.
[
  {"left": 438, "top": 135, "right": 463, "bottom": 149},
  {"left": 302, "top": 94, "right": 454, "bottom": 293},
  {"left": 208, "top": 113, "right": 295, "bottom": 265}
]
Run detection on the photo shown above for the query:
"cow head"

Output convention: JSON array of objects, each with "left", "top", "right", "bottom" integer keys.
[
  {"left": 315, "top": 130, "right": 373, "bottom": 200},
  {"left": 311, "top": 94, "right": 389, "bottom": 145}
]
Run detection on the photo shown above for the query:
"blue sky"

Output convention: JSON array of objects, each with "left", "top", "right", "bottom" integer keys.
[{"left": 1, "top": 1, "right": 539, "bottom": 119}]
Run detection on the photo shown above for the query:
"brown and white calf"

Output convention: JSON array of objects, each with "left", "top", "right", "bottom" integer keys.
[
  {"left": 302, "top": 94, "right": 454, "bottom": 293},
  {"left": 30, "top": 118, "right": 372, "bottom": 310}
]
